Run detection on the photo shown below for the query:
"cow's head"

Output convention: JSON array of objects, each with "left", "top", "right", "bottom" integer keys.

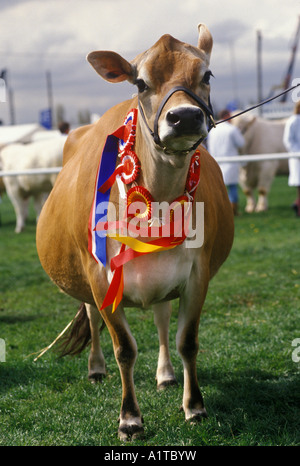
[{"left": 88, "top": 24, "right": 213, "bottom": 155}]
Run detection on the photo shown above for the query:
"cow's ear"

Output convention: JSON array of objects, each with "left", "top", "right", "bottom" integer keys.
[
  {"left": 87, "top": 51, "right": 134, "bottom": 83},
  {"left": 197, "top": 24, "right": 213, "bottom": 57}
]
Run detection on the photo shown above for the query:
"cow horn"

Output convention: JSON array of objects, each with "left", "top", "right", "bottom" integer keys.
[{"left": 197, "top": 23, "right": 213, "bottom": 56}]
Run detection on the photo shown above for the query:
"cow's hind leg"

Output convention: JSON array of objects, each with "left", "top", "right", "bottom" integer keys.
[
  {"left": 85, "top": 303, "right": 106, "bottom": 382},
  {"left": 153, "top": 302, "right": 176, "bottom": 389},
  {"left": 244, "top": 189, "right": 256, "bottom": 213},
  {"left": 33, "top": 192, "right": 48, "bottom": 222},
  {"left": 4, "top": 181, "right": 29, "bottom": 232},
  {"left": 177, "top": 278, "right": 208, "bottom": 422},
  {"left": 59, "top": 302, "right": 106, "bottom": 381},
  {"left": 14, "top": 197, "right": 29, "bottom": 233},
  {"left": 255, "top": 189, "right": 268, "bottom": 212}
]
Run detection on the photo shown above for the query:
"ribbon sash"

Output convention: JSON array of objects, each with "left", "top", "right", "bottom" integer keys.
[
  {"left": 88, "top": 125, "right": 127, "bottom": 266},
  {"left": 88, "top": 108, "right": 200, "bottom": 313}
]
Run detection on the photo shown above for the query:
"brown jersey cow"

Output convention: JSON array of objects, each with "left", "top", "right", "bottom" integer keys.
[{"left": 36, "top": 24, "right": 234, "bottom": 440}]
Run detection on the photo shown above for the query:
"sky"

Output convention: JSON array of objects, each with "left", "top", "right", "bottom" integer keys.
[{"left": 1, "top": 0, "right": 300, "bottom": 127}]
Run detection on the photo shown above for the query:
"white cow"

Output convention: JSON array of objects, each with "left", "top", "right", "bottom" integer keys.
[
  {"left": 0, "top": 136, "right": 66, "bottom": 232},
  {"left": 233, "top": 114, "right": 287, "bottom": 212}
]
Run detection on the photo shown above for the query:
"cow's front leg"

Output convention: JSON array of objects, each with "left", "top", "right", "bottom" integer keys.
[
  {"left": 88, "top": 265, "right": 143, "bottom": 440},
  {"left": 177, "top": 277, "right": 208, "bottom": 422},
  {"left": 100, "top": 304, "right": 143, "bottom": 440},
  {"left": 153, "top": 301, "right": 176, "bottom": 389}
]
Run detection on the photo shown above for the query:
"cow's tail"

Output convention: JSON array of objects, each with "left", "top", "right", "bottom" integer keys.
[{"left": 59, "top": 303, "right": 92, "bottom": 356}]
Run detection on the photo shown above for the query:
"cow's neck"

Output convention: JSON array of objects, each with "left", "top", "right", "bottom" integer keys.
[{"left": 135, "top": 121, "right": 192, "bottom": 203}]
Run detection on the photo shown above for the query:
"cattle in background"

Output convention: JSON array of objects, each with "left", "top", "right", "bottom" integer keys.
[
  {"left": 0, "top": 176, "right": 5, "bottom": 226},
  {"left": 0, "top": 176, "right": 5, "bottom": 196},
  {"left": 233, "top": 113, "right": 287, "bottom": 212},
  {"left": 0, "top": 136, "right": 66, "bottom": 232},
  {"left": 0, "top": 123, "right": 45, "bottom": 148},
  {"left": 36, "top": 25, "right": 234, "bottom": 440}
]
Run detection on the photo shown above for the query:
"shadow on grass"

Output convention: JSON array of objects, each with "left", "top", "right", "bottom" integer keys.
[
  {"left": 203, "top": 367, "right": 299, "bottom": 441},
  {"left": 0, "top": 314, "right": 41, "bottom": 324},
  {"left": 172, "top": 365, "right": 300, "bottom": 443},
  {"left": 0, "top": 362, "right": 46, "bottom": 392},
  {"left": 0, "top": 357, "right": 84, "bottom": 395}
]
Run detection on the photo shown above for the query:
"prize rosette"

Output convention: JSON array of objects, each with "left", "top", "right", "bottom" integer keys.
[
  {"left": 169, "top": 195, "right": 190, "bottom": 223},
  {"left": 120, "top": 151, "right": 140, "bottom": 184},
  {"left": 118, "top": 109, "right": 138, "bottom": 152},
  {"left": 126, "top": 186, "right": 154, "bottom": 220},
  {"left": 98, "top": 150, "right": 140, "bottom": 194},
  {"left": 185, "top": 150, "right": 200, "bottom": 195}
]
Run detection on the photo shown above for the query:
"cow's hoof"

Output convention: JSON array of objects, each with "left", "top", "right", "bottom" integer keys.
[
  {"left": 255, "top": 206, "right": 267, "bottom": 213},
  {"left": 88, "top": 372, "right": 105, "bottom": 383},
  {"left": 182, "top": 407, "right": 208, "bottom": 423},
  {"left": 186, "top": 408, "right": 208, "bottom": 424},
  {"left": 118, "top": 423, "right": 144, "bottom": 441},
  {"left": 157, "top": 378, "right": 177, "bottom": 391},
  {"left": 292, "top": 203, "right": 300, "bottom": 217}
]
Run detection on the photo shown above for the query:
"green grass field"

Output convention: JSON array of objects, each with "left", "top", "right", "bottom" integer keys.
[{"left": 0, "top": 176, "right": 299, "bottom": 446}]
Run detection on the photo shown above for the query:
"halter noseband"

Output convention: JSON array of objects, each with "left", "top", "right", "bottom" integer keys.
[{"left": 138, "top": 86, "right": 215, "bottom": 153}]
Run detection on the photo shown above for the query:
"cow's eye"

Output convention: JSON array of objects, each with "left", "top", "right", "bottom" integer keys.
[
  {"left": 202, "top": 71, "right": 214, "bottom": 85},
  {"left": 135, "top": 79, "right": 149, "bottom": 93}
]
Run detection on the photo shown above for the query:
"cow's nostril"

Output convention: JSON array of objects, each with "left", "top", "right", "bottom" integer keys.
[{"left": 166, "top": 111, "right": 180, "bottom": 126}]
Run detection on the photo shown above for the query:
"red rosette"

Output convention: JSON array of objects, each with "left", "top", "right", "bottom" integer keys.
[
  {"left": 118, "top": 109, "right": 138, "bottom": 152},
  {"left": 186, "top": 149, "right": 201, "bottom": 195},
  {"left": 126, "top": 186, "right": 154, "bottom": 220},
  {"left": 120, "top": 151, "right": 140, "bottom": 184},
  {"left": 168, "top": 195, "right": 190, "bottom": 223}
]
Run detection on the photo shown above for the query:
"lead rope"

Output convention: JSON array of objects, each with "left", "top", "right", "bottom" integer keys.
[{"left": 215, "top": 82, "right": 300, "bottom": 127}]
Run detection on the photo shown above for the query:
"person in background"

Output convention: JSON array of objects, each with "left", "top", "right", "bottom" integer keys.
[
  {"left": 58, "top": 121, "right": 70, "bottom": 135},
  {"left": 283, "top": 101, "right": 300, "bottom": 217},
  {"left": 207, "top": 109, "right": 245, "bottom": 216}
]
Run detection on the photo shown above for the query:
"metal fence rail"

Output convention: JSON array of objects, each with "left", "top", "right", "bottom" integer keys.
[
  {"left": 214, "top": 152, "right": 300, "bottom": 163},
  {"left": 0, "top": 167, "right": 62, "bottom": 177},
  {"left": 1, "top": 152, "right": 300, "bottom": 177}
]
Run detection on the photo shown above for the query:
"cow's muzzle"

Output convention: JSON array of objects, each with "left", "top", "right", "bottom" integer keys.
[
  {"left": 138, "top": 86, "right": 215, "bottom": 154},
  {"left": 166, "top": 106, "right": 204, "bottom": 133}
]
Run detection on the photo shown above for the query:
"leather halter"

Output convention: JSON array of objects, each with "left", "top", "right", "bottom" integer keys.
[{"left": 138, "top": 86, "right": 215, "bottom": 153}]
